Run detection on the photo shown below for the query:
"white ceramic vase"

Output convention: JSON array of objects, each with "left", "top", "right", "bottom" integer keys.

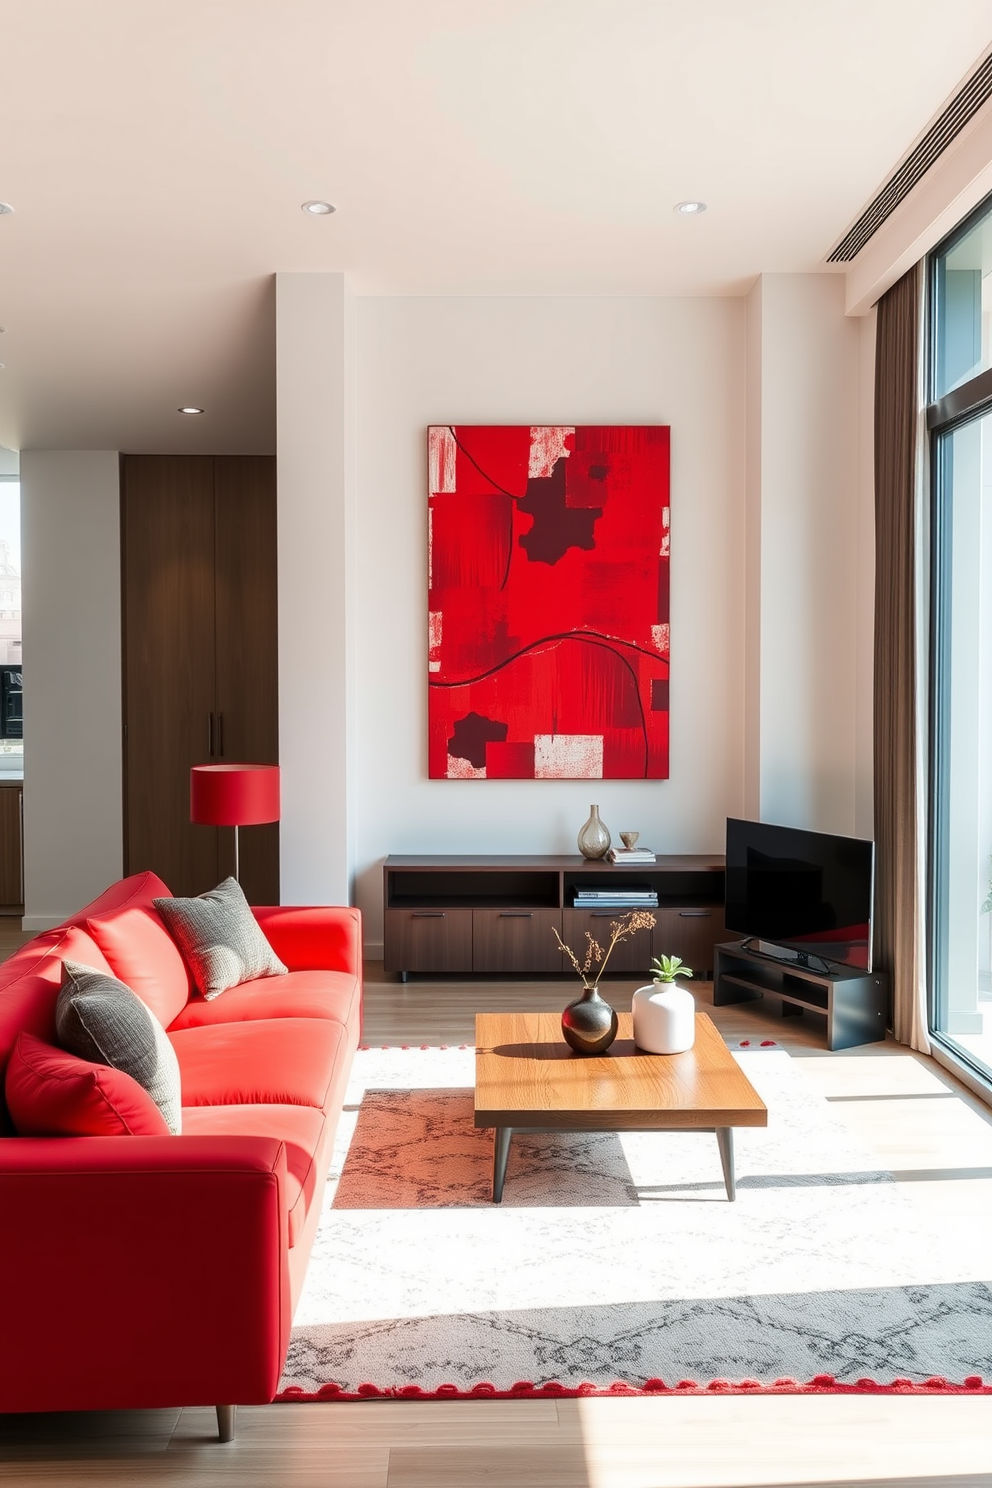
[{"left": 631, "top": 981, "right": 696, "bottom": 1054}]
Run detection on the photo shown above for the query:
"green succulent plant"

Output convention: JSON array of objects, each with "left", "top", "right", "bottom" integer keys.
[{"left": 649, "top": 954, "right": 694, "bottom": 984}]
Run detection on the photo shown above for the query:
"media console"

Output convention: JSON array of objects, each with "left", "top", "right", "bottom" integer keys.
[
  {"left": 714, "top": 940, "right": 887, "bottom": 1050},
  {"left": 383, "top": 854, "right": 725, "bottom": 981}
]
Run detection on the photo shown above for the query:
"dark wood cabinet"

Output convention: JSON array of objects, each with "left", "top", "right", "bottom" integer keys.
[
  {"left": 121, "top": 456, "right": 278, "bottom": 903},
  {"left": 0, "top": 782, "right": 23, "bottom": 913},
  {"left": 211, "top": 458, "right": 279, "bottom": 901},
  {"left": 383, "top": 855, "right": 725, "bottom": 980}
]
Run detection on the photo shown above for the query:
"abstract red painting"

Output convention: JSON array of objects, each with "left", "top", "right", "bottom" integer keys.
[{"left": 428, "top": 425, "right": 671, "bottom": 780}]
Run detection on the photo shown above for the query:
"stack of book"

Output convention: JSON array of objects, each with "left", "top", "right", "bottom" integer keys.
[
  {"left": 573, "top": 885, "right": 659, "bottom": 910},
  {"left": 606, "top": 845, "right": 657, "bottom": 863}
]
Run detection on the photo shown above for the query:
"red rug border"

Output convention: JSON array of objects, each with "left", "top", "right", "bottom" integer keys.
[{"left": 276, "top": 1374, "right": 990, "bottom": 1403}]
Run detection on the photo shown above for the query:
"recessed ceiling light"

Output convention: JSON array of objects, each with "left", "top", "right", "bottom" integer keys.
[
  {"left": 301, "top": 200, "right": 335, "bottom": 215},
  {"left": 0, "top": 203, "right": 13, "bottom": 215},
  {"left": 674, "top": 200, "right": 707, "bottom": 216},
  {"left": 178, "top": 406, "right": 204, "bottom": 415}
]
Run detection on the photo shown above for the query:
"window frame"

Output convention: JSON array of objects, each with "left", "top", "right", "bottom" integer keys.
[{"left": 925, "top": 196, "right": 992, "bottom": 1094}]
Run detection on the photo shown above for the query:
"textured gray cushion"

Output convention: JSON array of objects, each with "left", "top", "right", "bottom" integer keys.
[
  {"left": 56, "top": 961, "right": 182, "bottom": 1134},
  {"left": 153, "top": 877, "right": 287, "bottom": 1002}
]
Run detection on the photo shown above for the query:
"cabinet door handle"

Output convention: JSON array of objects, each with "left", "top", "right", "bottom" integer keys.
[
  {"left": 412, "top": 911, "right": 445, "bottom": 918},
  {"left": 499, "top": 911, "right": 533, "bottom": 918},
  {"left": 591, "top": 910, "right": 622, "bottom": 918},
  {"left": 679, "top": 909, "right": 711, "bottom": 918}
]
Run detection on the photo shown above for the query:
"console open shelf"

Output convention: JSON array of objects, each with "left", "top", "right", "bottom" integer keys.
[{"left": 383, "top": 854, "right": 726, "bottom": 980}]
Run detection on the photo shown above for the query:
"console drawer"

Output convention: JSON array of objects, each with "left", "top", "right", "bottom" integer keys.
[
  {"left": 653, "top": 906, "right": 725, "bottom": 978},
  {"left": 384, "top": 908, "right": 473, "bottom": 974},
  {"left": 472, "top": 909, "right": 563, "bottom": 973},
  {"left": 561, "top": 908, "right": 653, "bottom": 976}
]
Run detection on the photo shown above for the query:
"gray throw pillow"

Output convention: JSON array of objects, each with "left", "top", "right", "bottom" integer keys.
[
  {"left": 56, "top": 961, "right": 182, "bottom": 1134},
  {"left": 153, "top": 877, "right": 287, "bottom": 1002}
]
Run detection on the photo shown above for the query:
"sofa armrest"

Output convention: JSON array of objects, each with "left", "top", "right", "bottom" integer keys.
[
  {"left": 0, "top": 1135, "right": 292, "bottom": 1413},
  {"left": 252, "top": 904, "right": 363, "bottom": 977}
]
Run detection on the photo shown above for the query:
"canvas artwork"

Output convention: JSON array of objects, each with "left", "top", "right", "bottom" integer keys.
[{"left": 428, "top": 425, "right": 671, "bottom": 780}]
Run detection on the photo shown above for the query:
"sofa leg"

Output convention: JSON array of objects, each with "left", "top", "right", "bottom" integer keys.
[{"left": 216, "top": 1404, "right": 237, "bottom": 1442}]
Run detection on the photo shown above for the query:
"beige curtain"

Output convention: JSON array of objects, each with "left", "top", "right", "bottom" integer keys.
[{"left": 873, "top": 262, "right": 930, "bottom": 1053}]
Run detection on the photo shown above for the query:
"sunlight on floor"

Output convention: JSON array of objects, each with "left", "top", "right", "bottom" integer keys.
[{"left": 573, "top": 1395, "right": 992, "bottom": 1488}]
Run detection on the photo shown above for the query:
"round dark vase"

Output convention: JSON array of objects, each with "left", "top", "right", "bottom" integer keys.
[{"left": 561, "top": 985, "right": 619, "bottom": 1055}]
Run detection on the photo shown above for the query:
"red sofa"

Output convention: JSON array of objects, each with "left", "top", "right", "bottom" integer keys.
[{"left": 0, "top": 871, "right": 362, "bottom": 1441}]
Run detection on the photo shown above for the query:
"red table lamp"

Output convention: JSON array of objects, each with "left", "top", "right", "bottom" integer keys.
[{"left": 190, "top": 764, "right": 280, "bottom": 883}]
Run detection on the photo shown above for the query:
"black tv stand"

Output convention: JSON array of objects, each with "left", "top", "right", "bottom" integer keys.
[{"left": 715, "top": 941, "right": 887, "bottom": 1051}]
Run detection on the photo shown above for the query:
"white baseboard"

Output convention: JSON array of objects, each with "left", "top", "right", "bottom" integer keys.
[
  {"left": 21, "top": 915, "right": 68, "bottom": 933},
  {"left": 364, "top": 940, "right": 384, "bottom": 961}
]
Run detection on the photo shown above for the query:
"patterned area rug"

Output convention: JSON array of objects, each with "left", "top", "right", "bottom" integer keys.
[{"left": 278, "top": 1044, "right": 992, "bottom": 1399}]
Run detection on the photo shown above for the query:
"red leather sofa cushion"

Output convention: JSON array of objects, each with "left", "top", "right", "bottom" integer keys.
[
  {"left": 169, "top": 1018, "right": 346, "bottom": 1110},
  {"left": 0, "top": 871, "right": 173, "bottom": 1131},
  {"left": 252, "top": 904, "right": 362, "bottom": 975},
  {"left": 87, "top": 903, "right": 192, "bottom": 1029},
  {"left": 5, "top": 1032, "right": 171, "bottom": 1137},
  {"left": 167, "top": 969, "right": 361, "bottom": 1032},
  {"left": 0, "top": 925, "right": 114, "bottom": 1134}
]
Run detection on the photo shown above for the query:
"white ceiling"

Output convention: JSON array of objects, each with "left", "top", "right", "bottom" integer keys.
[{"left": 1, "top": 0, "right": 991, "bottom": 455}]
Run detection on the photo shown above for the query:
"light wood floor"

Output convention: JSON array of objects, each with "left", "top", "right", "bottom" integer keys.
[{"left": 2, "top": 945, "right": 991, "bottom": 1487}]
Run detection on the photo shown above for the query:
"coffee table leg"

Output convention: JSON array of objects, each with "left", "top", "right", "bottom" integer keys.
[
  {"left": 716, "top": 1127, "right": 735, "bottom": 1201},
  {"left": 492, "top": 1126, "right": 512, "bottom": 1203}
]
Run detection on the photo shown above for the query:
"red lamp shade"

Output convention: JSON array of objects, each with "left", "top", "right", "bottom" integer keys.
[{"left": 190, "top": 764, "right": 280, "bottom": 827}]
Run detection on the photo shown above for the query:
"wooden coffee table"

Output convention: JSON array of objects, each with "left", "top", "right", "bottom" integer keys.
[{"left": 474, "top": 1010, "right": 767, "bottom": 1203}]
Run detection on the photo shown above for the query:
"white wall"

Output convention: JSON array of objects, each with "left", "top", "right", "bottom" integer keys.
[
  {"left": 276, "top": 273, "right": 357, "bottom": 905},
  {"left": 21, "top": 450, "right": 122, "bottom": 928},
  {"left": 744, "top": 274, "right": 867, "bottom": 837},
  {"left": 352, "top": 297, "right": 747, "bottom": 948},
  {"left": 743, "top": 278, "right": 764, "bottom": 821}
]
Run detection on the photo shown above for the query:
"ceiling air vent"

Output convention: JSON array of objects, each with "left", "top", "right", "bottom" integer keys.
[{"left": 828, "top": 51, "right": 992, "bottom": 263}]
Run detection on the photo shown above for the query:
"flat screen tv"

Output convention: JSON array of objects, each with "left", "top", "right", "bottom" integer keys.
[{"left": 725, "top": 818, "right": 874, "bottom": 972}]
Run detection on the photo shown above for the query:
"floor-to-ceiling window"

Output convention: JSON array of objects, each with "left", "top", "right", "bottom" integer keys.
[{"left": 928, "top": 198, "right": 992, "bottom": 1088}]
